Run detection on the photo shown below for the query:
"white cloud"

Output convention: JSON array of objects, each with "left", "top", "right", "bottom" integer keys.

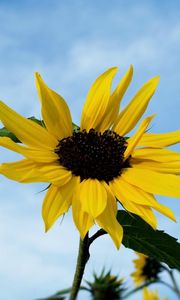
[{"left": 0, "top": 1, "right": 180, "bottom": 300}]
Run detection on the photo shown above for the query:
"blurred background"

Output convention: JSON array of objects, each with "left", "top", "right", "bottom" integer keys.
[{"left": 0, "top": 0, "right": 179, "bottom": 299}]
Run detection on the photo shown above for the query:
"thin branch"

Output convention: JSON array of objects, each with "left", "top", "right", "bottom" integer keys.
[
  {"left": 122, "top": 280, "right": 156, "bottom": 299},
  {"left": 158, "top": 280, "right": 176, "bottom": 293},
  {"left": 161, "top": 265, "right": 180, "bottom": 297},
  {"left": 167, "top": 270, "right": 180, "bottom": 297},
  {"left": 89, "top": 229, "right": 107, "bottom": 245}
]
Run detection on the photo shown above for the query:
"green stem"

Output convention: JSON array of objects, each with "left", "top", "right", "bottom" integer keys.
[
  {"left": 158, "top": 280, "right": 176, "bottom": 293},
  {"left": 122, "top": 280, "right": 156, "bottom": 299},
  {"left": 161, "top": 265, "right": 180, "bottom": 297},
  {"left": 89, "top": 229, "right": 106, "bottom": 245},
  {"left": 69, "top": 234, "right": 90, "bottom": 300},
  {"left": 168, "top": 270, "right": 180, "bottom": 297}
]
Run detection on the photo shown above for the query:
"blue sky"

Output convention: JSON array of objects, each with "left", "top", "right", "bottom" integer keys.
[{"left": 0, "top": 1, "right": 180, "bottom": 299}]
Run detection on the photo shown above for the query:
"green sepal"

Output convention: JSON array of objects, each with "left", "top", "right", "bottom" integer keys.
[
  {"left": 72, "top": 122, "right": 80, "bottom": 132},
  {"left": 28, "top": 116, "right": 45, "bottom": 127}
]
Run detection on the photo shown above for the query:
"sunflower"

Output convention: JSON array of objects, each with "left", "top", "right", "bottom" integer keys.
[
  {"left": 0, "top": 66, "right": 180, "bottom": 249},
  {"left": 85, "top": 270, "right": 125, "bottom": 300},
  {"left": 142, "top": 288, "right": 168, "bottom": 300},
  {"left": 131, "top": 252, "right": 162, "bottom": 285}
]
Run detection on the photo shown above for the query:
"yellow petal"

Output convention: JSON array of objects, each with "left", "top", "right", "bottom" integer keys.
[
  {"left": 152, "top": 199, "right": 176, "bottom": 222},
  {"left": 143, "top": 288, "right": 149, "bottom": 300},
  {"left": 42, "top": 185, "right": 72, "bottom": 231},
  {"left": 0, "top": 101, "right": 57, "bottom": 149},
  {"left": 131, "top": 158, "right": 180, "bottom": 174},
  {"left": 124, "top": 115, "right": 155, "bottom": 160},
  {"left": 0, "top": 159, "right": 47, "bottom": 183},
  {"left": 80, "top": 67, "right": 118, "bottom": 131},
  {"left": 35, "top": 73, "right": 72, "bottom": 140},
  {"left": 131, "top": 253, "right": 147, "bottom": 285},
  {"left": 132, "top": 272, "right": 146, "bottom": 285},
  {"left": 18, "top": 147, "right": 58, "bottom": 163},
  {"left": 111, "top": 177, "right": 155, "bottom": 206},
  {"left": 124, "top": 200, "right": 157, "bottom": 229},
  {"left": 133, "top": 148, "right": 180, "bottom": 162},
  {"left": 138, "top": 130, "right": 180, "bottom": 148},
  {"left": 98, "top": 65, "right": 133, "bottom": 132},
  {"left": 0, "top": 137, "right": 58, "bottom": 163},
  {"left": 132, "top": 253, "right": 147, "bottom": 269},
  {"left": 79, "top": 179, "right": 107, "bottom": 218},
  {"left": 96, "top": 183, "right": 123, "bottom": 249},
  {"left": 58, "top": 175, "right": 80, "bottom": 204},
  {"left": 72, "top": 184, "right": 94, "bottom": 239},
  {"left": 38, "top": 164, "right": 72, "bottom": 186},
  {"left": 110, "top": 177, "right": 175, "bottom": 222},
  {"left": 110, "top": 178, "right": 157, "bottom": 228},
  {"left": 113, "top": 76, "right": 159, "bottom": 136},
  {"left": 143, "top": 288, "right": 159, "bottom": 300},
  {"left": 122, "top": 168, "right": 180, "bottom": 198}
]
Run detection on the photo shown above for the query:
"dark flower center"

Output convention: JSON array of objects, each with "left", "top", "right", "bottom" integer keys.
[
  {"left": 55, "top": 129, "right": 130, "bottom": 182},
  {"left": 142, "top": 257, "right": 162, "bottom": 281}
]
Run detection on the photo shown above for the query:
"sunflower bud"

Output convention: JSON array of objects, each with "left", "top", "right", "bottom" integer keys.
[
  {"left": 131, "top": 253, "right": 163, "bottom": 285},
  {"left": 85, "top": 269, "right": 125, "bottom": 300}
]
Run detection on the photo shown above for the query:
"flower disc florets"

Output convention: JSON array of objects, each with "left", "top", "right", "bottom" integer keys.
[
  {"left": 142, "top": 257, "right": 162, "bottom": 281},
  {"left": 55, "top": 129, "right": 129, "bottom": 182}
]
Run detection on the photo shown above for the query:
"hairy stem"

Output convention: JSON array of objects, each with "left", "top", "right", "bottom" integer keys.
[{"left": 69, "top": 234, "right": 90, "bottom": 300}]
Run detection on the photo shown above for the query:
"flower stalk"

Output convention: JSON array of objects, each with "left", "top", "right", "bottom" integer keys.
[
  {"left": 121, "top": 280, "right": 156, "bottom": 299},
  {"left": 167, "top": 269, "right": 180, "bottom": 297},
  {"left": 69, "top": 234, "right": 90, "bottom": 300}
]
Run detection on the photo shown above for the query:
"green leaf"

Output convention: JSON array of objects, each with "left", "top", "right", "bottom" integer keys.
[
  {"left": 117, "top": 210, "right": 180, "bottom": 270},
  {"left": 36, "top": 287, "right": 71, "bottom": 300}
]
